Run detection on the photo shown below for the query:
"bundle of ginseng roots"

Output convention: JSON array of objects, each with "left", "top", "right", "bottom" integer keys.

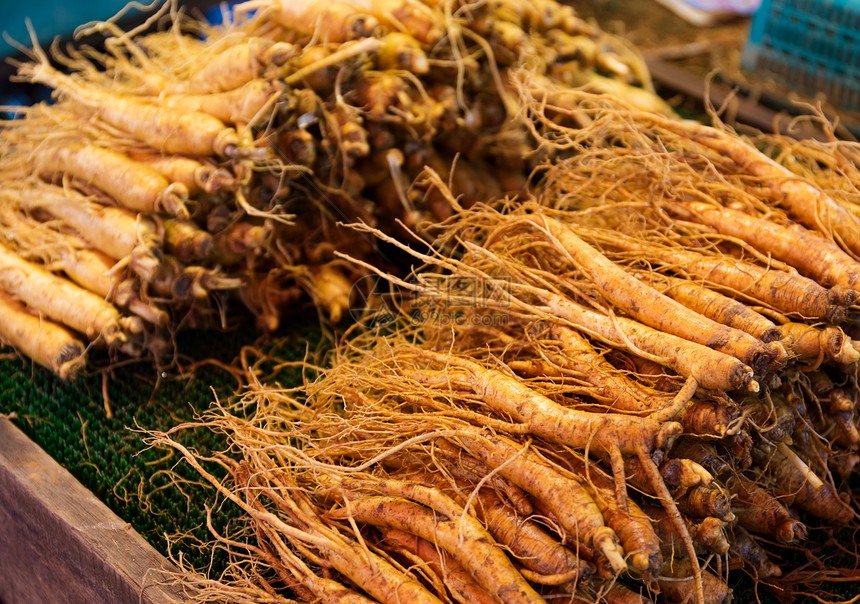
[
  {"left": 0, "top": 0, "right": 669, "bottom": 377},
  {"left": 148, "top": 92, "right": 860, "bottom": 604}
]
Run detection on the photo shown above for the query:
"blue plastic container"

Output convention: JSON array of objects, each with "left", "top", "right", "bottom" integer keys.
[
  {"left": 742, "top": 0, "right": 860, "bottom": 111},
  {"left": 0, "top": 2, "right": 140, "bottom": 56}
]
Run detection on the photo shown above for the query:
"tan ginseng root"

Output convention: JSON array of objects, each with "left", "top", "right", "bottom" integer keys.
[
  {"left": 648, "top": 506, "right": 730, "bottom": 558},
  {"left": 0, "top": 242, "right": 139, "bottom": 345},
  {"left": 160, "top": 37, "right": 295, "bottom": 95},
  {"left": 602, "top": 584, "right": 654, "bottom": 604},
  {"left": 742, "top": 390, "right": 796, "bottom": 446},
  {"left": 656, "top": 558, "right": 731, "bottom": 604},
  {"left": 677, "top": 396, "right": 745, "bottom": 440},
  {"left": 148, "top": 258, "right": 244, "bottom": 303},
  {"left": 360, "top": 0, "right": 448, "bottom": 44},
  {"left": 729, "top": 527, "right": 782, "bottom": 579},
  {"left": 149, "top": 435, "right": 446, "bottom": 604},
  {"left": 778, "top": 322, "right": 859, "bottom": 367},
  {"left": 622, "top": 457, "right": 734, "bottom": 523},
  {"left": 621, "top": 455, "right": 709, "bottom": 501},
  {"left": 665, "top": 201, "right": 860, "bottom": 292},
  {"left": 499, "top": 212, "right": 784, "bottom": 376},
  {"left": 330, "top": 351, "right": 634, "bottom": 579},
  {"left": 521, "top": 85, "right": 860, "bottom": 258},
  {"left": 343, "top": 220, "right": 757, "bottom": 394},
  {"left": 344, "top": 396, "right": 624, "bottom": 579},
  {"left": 674, "top": 482, "right": 735, "bottom": 523},
  {"left": 387, "top": 450, "right": 594, "bottom": 587},
  {"left": 634, "top": 272, "right": 781, "bottom": 345},
  {"left": 11, "top": 183, "right": 162, "bottom": 281},
  {"left": 559, "top": 454, "right": 662, "bottom": 576},
  {"left": 372, "top": 32, "right": 429, "bottom": 73},
  {"left": 646, "top": 508, "right": 733, "bottom": 603},
  {"left": 322, "top": 474, "right": 545, "bottom": 604},
  {"left": 755, "top": 127, "right": 860, "bottom": 203},
  {"left": 726, "top": 472, "right": 806, "bottom": 544},
  {"left": 1, "top": 210, "right": 168, "bottom": 328},
  {"left": 0, "top": 290, "right": 85, "bottom": 378},
  {"left": 753, "top": 442, "right": 855, "bottom": 526},
  {"left": 802, "top": 370, "right": 860, "bottom": 451},
  {"left": 398, "top": 347, "right": 682, "bottom": 457},
  {"left": 211, "top": 221, "right": 271, "bottom": 266},
  {"left": 509, "top": 323, "right": 677, "bottom": 417},
  {"left": 516, "top": 325, "right": 743, "bottom": 436},
  {"left": 669, "top": 438, "right": 732, "bottom": 481},
  {"left": 163, "top": 219, "right": 215, "bottom": 265},
  {"left": 472, "top": 486, "right": 593, "bottom": 587},
  {"left": 538, "top": 325, "right": 741, "bottom": 437},
  {"left": 327, "top": 496, "right": 543, "bottom": 604},
  {"left": 379, "top": 528, "right": 497, "bottom": 604},
  {"left": 300, "top": 263, "right": 354, "bottom": 324},
  {"left": 644, "top": 111, "right": 860, "bottom": 258},
  {"left": 532, "top": 288, "right": 756, "bottom": 394},
  {"left": 235, "top": 0, "right": 381, "bottom": 43},
  {"left": 28, "top": 141, "right": 190, "bottom": 218},
  {"left": 50, "top": 247, "right": 121, "bottom": 305},
  {"left": 673, "top": 437, "right": 806, "bottom": 543},
  {"left": 58, "top": 249, "right": 168, "bottom": 328},
  {"left": 581, "top": 227, "right": 854, "bottom": 324},
  {"left": 159, "top": 78, "right": 286, "bottom": 127},
  {"left": 444, "top": 427, "right": 627, "bottom": 575}
]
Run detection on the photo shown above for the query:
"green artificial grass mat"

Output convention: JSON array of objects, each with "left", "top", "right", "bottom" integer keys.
[{"left": 0, "top": 311, "right": 325, "bottom": 576}]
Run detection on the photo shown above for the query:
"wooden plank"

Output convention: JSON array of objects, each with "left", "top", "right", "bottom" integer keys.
[{"left": 0, "top": 416, "right": 188, "bottom": 603}]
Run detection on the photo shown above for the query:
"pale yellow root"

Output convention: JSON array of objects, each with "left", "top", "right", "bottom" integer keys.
[
  {"left": 13, "top": 183, "right": 159, "bottom": 262},
  {"left": 20, "top": 60, "right": 249, "bottom": 158},
  {"left": 0, "top": 290, "right": 85, "bottom": 378},
  {"left": 30, "top": 142, "right": 189, "bottom": 217},
  {"left": 168, "top": 38, "right": 294, "bottom": 94},
  {"left": 160, "top": 79, "right": 285, "bottom": 126},
  {"left": 0, "top": 243, "right": 130, "bottom": 345},
  {"left": 127, "top": 150, "right": 237, "bottom": 194}
]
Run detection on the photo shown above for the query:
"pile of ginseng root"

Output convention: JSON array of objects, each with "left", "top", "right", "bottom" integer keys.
[
  {"left": 0, "top": 0, "right": 670, "bottom": 377},
  {"left": 147, "top": 92, "right": 860, "bottom": 604}
]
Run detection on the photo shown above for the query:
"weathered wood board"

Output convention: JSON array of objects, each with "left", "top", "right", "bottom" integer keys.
[{"left": 0, "top": 416, "right": 188, "bottom": 603}]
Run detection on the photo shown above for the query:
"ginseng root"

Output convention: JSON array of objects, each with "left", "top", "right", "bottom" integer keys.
[
  {"left": 0, "top": 242, "right": 137, "bottom": 344},
  {"left": 0, "top": 289, "right": 85, "bottom": 379},
  {"left": 525, "top": 213, "right": 783, "bottom": 374},
  {"left": 327, "top": 496, "right": 545, "bottom": 604},
  {"left": 30, "top": 141, "right": 190, "bottom": 218}
]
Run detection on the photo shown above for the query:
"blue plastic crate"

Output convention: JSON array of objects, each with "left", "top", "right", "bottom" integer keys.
[
  {"left": 0, "top": 1, "right": 234, "bottom": 58},
  {"left": 742, "top": 0, "right": 860, "bottom": 111},
  {"left": 0, "top": 2, "right": 137, "bottom": 56}
]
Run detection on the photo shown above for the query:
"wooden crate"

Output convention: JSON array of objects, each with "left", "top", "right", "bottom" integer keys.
[{"left": 0, "top": 417, "right": 187, "bottom": 604}]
